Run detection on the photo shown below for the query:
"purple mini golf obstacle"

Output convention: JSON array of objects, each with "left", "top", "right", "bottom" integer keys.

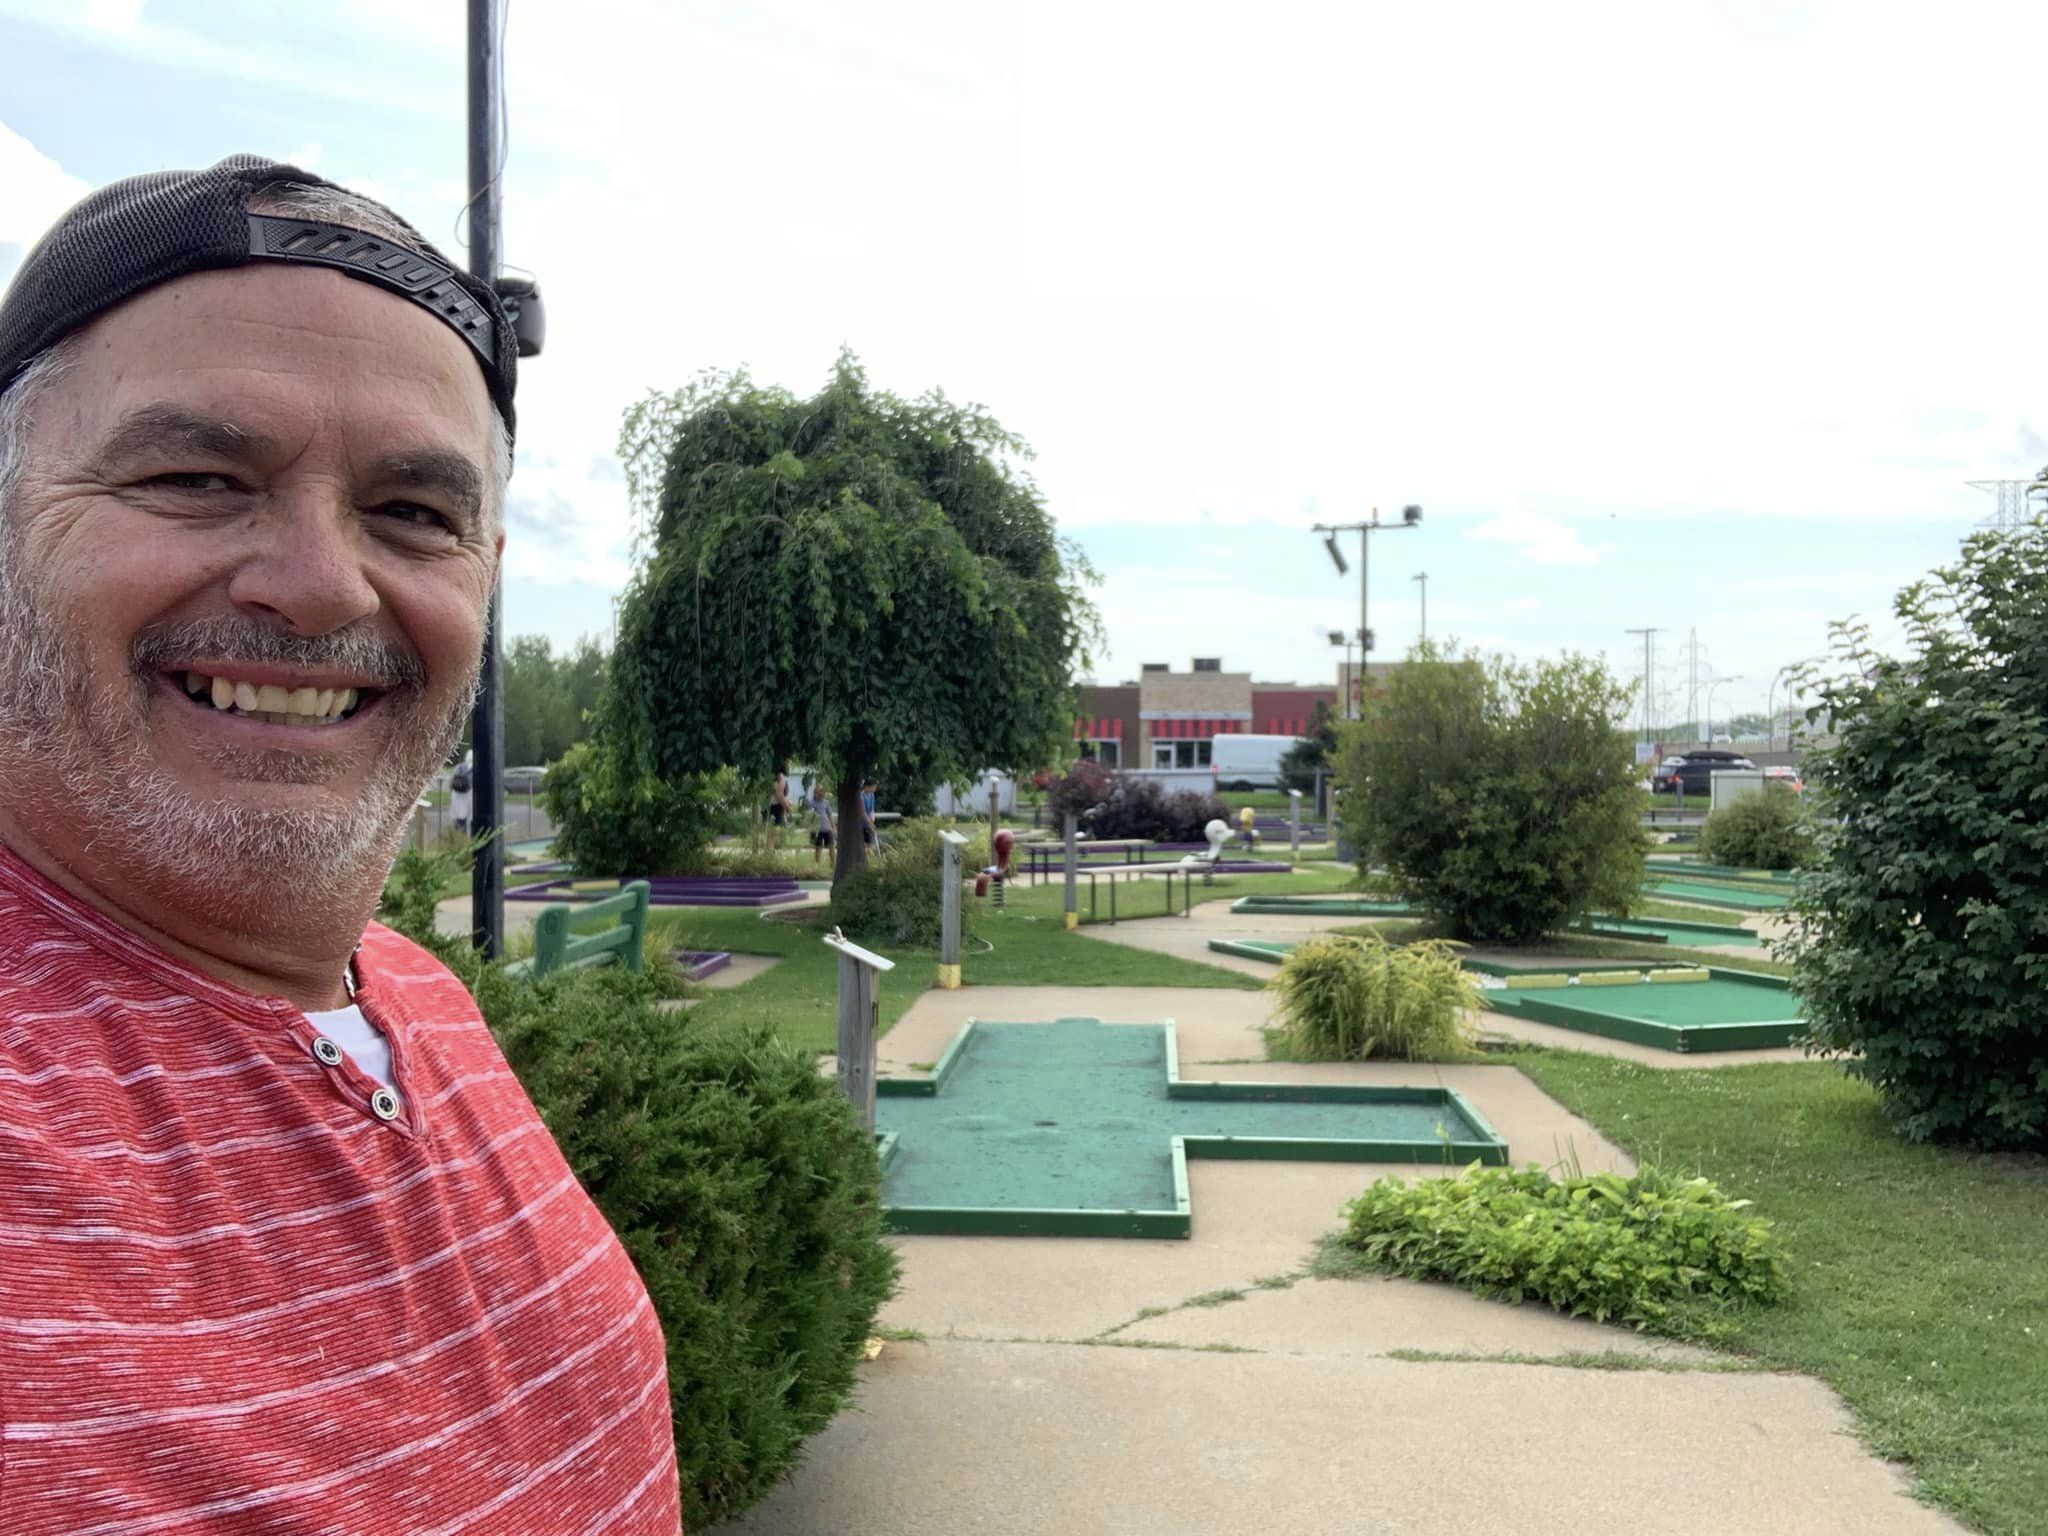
[
  {"left": 670, "top": 949, "right": 733, "bottom": 981},
  {"left": 508, "top": 876, "right": 806, "bottom": 909}
]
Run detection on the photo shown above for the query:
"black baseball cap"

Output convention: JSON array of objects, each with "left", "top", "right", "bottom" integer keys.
[{"left": 0, "top": 153, "right": 517, "bottom": 433}]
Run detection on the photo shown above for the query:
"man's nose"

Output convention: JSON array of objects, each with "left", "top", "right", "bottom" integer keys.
[{"left": 223, "top": 488, "right": 381, "bottom": 636}]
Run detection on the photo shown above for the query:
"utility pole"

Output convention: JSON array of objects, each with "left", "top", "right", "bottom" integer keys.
[
  {"left": 1315, "top": 505, "right": 1423, "bottom": 708},
  {"left": 1624, "top": 627, "right": 1662, "bottom": 744},
  {"left": 466, "top": 0, "right": 506, "bottom": 957},
  {"left": 1413, "top": 571, "right": 1428, "bottom": 643}
]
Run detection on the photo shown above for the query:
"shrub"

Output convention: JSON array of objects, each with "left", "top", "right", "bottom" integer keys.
[
  {"left": 541, "top": 740, "right": 726, "bottom": 877},
  {"left": 1698, "top": 785, "right": 1813, "bottom": 869},
  {"left": 1784, "top": 524, "right": 2048, "bottom": 1150},
  {"left": 1268, "top": 932, "right": 1479, "bottom": 1061},
  {"left": 832, "top": 817, "right": 984, "bottom": 948},
  {"left": 1279, "top": 701, "right": 1340, "bottom": 794},
  {"left": 443, "top": 953, "right": 897, "bottom": 1528},
  {"left": 1043, "top": 762, "right": 1225, "bottom": 842},
  {"left": 1342, "top": 1163, "right": 1789, "bottom": 1328},
  {"left": 1336, "top": 641, "right": 1643, "bottom": 943}
]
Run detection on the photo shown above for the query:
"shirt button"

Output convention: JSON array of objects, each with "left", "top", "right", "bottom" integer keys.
[
  {"left": 370, "top": 1088, "right": 401, "bottom": 1121},
  {"left": 312, "top": 1037, "right": 343, "bottom": 1067}
]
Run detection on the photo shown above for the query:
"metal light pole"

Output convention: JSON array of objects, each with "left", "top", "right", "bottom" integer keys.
[
  {"left": 1315, "top": 505, "right": 1422, "bottom": 708},
  {"left": 1327, "top": 629, "right": 1354, "bottom": 720},
  {"left": 1413, "top": 571, "right": 1428, "bottom": 643},
  {"left": 1704, "top": 675, "right": 1742, "bottom": 742},
  {"left": 466, "top": 0, "right": 506, "bottom": 958}
]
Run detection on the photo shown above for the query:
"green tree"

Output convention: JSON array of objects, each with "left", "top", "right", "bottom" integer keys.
[
  {"left": 1279, "top": 700, "right": 1340, "bottom": 794},
  {"left": 1336, "top": 641, "right": 1643, "bottom": 943},
  {"left": 1783, "top": 525, "right": 2048, "bottom": 1150},
  {"left": 498, "top": 634, "right": 609, "bottom": 768},
  {"left": 608, "top": 352, "right": 1097, "bottom": 886}
]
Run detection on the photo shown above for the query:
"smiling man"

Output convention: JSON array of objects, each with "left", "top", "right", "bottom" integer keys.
[{"left": 0, "top": 158, "right": 681, "bottom": 1533}]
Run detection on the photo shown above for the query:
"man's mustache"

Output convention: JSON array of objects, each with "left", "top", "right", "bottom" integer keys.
[{"left": 130, "top": 618, "right": 427, "bottom": 691}]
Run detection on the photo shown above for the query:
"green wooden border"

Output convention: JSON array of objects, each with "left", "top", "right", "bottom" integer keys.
[
  {"left": 1205, "top": 937, "right": 1291, "bottom": 964},
  {"left": 1481, "top": 967, "right": 1801, "bottom": 1053},
  {"left": 1227, "top": 896, "right": 1420, "bottom": 917},
  {"left": 876, "top": 1018, "right": 978, "bottom": 1098}
]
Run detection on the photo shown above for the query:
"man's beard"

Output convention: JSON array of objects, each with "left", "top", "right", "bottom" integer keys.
[{"left": 0, "top": 530, "right": 476, "bottom": 921}]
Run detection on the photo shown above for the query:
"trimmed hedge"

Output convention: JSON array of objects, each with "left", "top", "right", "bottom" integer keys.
[{"left": 1699, "top": 785, "right": 1812, "bottom": 870}]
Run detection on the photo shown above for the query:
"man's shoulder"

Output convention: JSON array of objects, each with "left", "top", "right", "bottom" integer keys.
[{"left": 360, "top": 924, "right": 486, "bottom": 1019}]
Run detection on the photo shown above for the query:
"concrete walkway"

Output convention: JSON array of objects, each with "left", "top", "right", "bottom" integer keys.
[{"left": 722, "top": 965, "right": 1956, "bottom": 1534}]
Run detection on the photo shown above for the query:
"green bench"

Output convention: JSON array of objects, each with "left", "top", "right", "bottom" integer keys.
[{"left": 503, "top": 880, "right": 651, "bottom": 980}]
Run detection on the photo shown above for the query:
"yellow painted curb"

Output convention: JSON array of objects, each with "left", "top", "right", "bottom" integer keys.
[
  {"left": 1648, "top": 968, "right": 1712, "bottom": 984},
  {"left": 1577, "top": 970, "right": 1643, "bottom": 987},
  {"left": 935, "top": 963, "right": 962, "bottom": 990},
  {"left": 1510, "top": 974, "right": 1570, "bottom": 989}
]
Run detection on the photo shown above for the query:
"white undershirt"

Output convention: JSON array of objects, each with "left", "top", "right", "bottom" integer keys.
[{"left": 304, "top": 1004, "right": 396, "bottom": 1092}]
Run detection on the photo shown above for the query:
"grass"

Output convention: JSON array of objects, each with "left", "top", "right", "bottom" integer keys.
[
  {"left": 1508, "top": 1049, "right": 2048, "bottom": 1534},
  {"left": 1627, "top": 898, "right": 1748, "bottom": 928}
]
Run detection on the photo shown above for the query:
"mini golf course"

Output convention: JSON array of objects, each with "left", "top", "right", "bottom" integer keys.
[
  {"left": 873, "top": 1017, "right": 1506, "bottom": 1238},
  {"left": 507, "top": 875, "right": 807, "bottom": 908},
  {"left": 1224, "top": 895, "right": 1760, "bottom": 947},
  {"left": 1640, "top": 877, "right": 1789, "bottom": 912},
  {"left": 1468, "top": 963, "right": 1804, "bottom": 1052}
]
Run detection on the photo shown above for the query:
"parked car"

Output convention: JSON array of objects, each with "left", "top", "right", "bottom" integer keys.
[
  {"left": 503, "top": 765, "right": 549, "bottom": 794},
  {"left": 1656, "top": 749, "right": 1757, "bottom": 797},
  {"left": 1763, "top": 765, "right": 1804, "bottom": 793}
]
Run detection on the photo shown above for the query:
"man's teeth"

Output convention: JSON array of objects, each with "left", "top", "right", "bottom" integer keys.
[{"left": 183, "top": 672, "right": 360, "bottom": 725}]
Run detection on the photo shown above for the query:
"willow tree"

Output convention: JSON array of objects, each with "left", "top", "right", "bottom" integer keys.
[{"left": 609, "top": 353, "right": 1096, "bottom": 885}]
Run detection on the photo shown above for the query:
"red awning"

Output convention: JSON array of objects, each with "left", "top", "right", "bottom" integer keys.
[
  {"left": 1152, "top": 718, "right": 1249, "bottom": 739},
  {"left": 1073, "top": 717, "right": 1125, "bottom": 740}
]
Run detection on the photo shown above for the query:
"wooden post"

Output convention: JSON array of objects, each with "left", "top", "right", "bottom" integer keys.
[
  {"left": 824, "top": 929, "right": 893, "bottom": 1131},
  {"left": 1063, "top": 812, "right": 1079, "bottom": 930},
  {"left": 1288, "top": 788, "right": 1303, "bottom": 862},
  {"left": 988, "top": 777, "right": 1000, "bottom": 836},
  {"left": 938, "top": 830, "right": 967, "bottom": 989}
]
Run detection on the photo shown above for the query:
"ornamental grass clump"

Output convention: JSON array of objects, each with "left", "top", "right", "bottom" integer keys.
[
  {"left": 1269, "top": 932, "right": 1479, "bottom": 1061},
  {"left": 1342, "top": 1163, "right": 1788, "bottom": 1329}
]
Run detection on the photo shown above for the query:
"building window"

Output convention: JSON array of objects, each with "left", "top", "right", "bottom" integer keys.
[
  {"left": 1079, "top": 739, "right": 1120, "bottom": 768},
  {"left": 1152, "top": 741, "right": 1210, "bottom": 770}
]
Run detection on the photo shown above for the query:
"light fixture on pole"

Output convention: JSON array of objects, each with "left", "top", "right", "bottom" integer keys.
[
  {"left": 1327, "top": 629, "right": 1354, "bottom": 720},
  {"left": 1312, "top": 505, "right": 1424, "bottom": 708},
  {"left": 1704, "top": 674, "right": 1743, "bottom": 743}
]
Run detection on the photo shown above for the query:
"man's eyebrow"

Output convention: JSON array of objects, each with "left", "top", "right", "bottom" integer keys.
[
  {"left": 371, "top": 450, "right": 485, "bottom": 517},
  {"left": 91, "top": 404, "right": 278, "bottom": 468}
]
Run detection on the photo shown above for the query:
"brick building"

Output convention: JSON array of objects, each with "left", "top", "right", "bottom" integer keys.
[{"left": 1075, "top": 658, "right": 1351, "bottom": 770}]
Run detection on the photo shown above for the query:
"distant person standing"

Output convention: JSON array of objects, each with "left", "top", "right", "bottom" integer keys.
[
  {"left": 860, "top": 777, "right": 878, "bottom": 849},
  {"left": 449, "top": 753, "right": 474, "bottom": 837},
  {"left": 810, "top": 780, "right": 835, "bottom": 865},
  {"left": 770, "top": 767, "right": 790, "bottom": 830}
]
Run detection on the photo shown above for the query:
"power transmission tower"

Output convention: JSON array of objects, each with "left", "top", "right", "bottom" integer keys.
[
  {"left": 1624, "top": 627, "right": 1663, "bottom": 743},
  {"left": 1965, "top": 471, "right": 2048, "bottom": 531}
]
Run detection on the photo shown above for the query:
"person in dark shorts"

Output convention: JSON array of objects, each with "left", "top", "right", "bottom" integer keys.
[
  {"left": 770, "top": 767, "right": 789, "bottom": 828},
  {"left": 810, "top": 779, "right": 835, "bottom": 863}
]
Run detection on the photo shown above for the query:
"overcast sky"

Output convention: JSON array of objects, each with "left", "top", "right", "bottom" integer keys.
[{"left": 5, "top": 0, "right": 2042, "bottom": 725}]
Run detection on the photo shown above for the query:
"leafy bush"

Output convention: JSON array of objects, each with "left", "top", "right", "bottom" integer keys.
[
  {"left": 1279, "top": 701, "right": 1340, "bottom": 794},
  {"left": 1268, "top": 932, "right": 1479, "bottom": 1060},
  {"left": 432, "top": 950, "right": 898, "bottom": 1528},
  {"left": 1336, "top": 641, "right": 1644, "bottom": 943},
  {"left": 832, "top": 817, "right": 985, "bottom": 947},
  {"left": 1785, "top": 525, "right": 2048, "bottom": 1151},
  {"left": 1044, "top": 761, "right": 1225, "bottom": 842},
  {"left": 1342, "top": 1163, "right": 1789, "bottom": 1328},
  {"left": 541, "top": 740, "right": 726, "bottom": 877},
  {"left": 1699, "top": 784, "right": 1813, "bottom": 869}
]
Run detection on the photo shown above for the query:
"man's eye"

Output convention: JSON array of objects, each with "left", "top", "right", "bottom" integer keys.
[
  {"left": 372, "top": 503, "right": 458, "bottom": 534},
  {"left": 150, "top": 472, "right": 235, "bottom": 492}
]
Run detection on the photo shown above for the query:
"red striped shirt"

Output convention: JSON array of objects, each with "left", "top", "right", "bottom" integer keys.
[{"left": 0, "top": 847, "right": 681, "bottom": 1534}]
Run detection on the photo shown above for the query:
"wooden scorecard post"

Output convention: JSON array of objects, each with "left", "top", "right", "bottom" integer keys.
[
  {"left": 938, "top": 829, "right": 968, "bottom": 990},
  {"left": 824, "top": 928, "right": 894, "bottom": 1131}
]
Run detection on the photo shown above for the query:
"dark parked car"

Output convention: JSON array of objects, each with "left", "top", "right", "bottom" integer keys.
[{"left": 1657, "top": 749, "right": 1756, "bottom": 797}]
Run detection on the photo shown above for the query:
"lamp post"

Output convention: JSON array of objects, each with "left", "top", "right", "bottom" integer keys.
[
  {"left": 1314, "top": 505, "right": 1423, "bottom": 710},
  {"left": 1413, "top": 570, "right": 1428, "bottom": 644},
  {"left": 1327, "top": 629, "right": 1354, "bottom": 720},
  {"left": 1704, "top": 675, "right": 1743, "bottom": 743}
]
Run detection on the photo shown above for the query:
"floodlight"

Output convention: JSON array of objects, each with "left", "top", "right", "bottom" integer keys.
[
  {"left": 1401, "top": 504, "right": 1423, "bottom": 525},
  {"left": 1327, "top": 630, "right": 1346, "bottom": 646},
  {"left": 1323, "top": 534, "right": 1348, "bottom": 575}
]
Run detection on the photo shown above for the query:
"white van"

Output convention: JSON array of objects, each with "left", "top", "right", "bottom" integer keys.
[{"left": 1209, "top": 734, "right": 1300, "bottom": 791}]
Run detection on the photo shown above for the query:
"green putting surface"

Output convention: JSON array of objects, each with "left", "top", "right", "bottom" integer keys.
[
  {"left": 1642, "top": 878, "right": 1790, "bottom": 911},
  {"left": 874, "top": 1018, "right": 1505, "bottom": 1238},
  {"left": 1481, "top": 969, "right": 1803, "bottom": 1052},
  {"left": 1581, "top": 917, "right": 1761, "bottom": 948},
  {"left": 1228, "top": 896, "right": 1420, "bottom": 917},
  {"left": 1655, "top": 860, "right": 1798, "bottom": 885}
]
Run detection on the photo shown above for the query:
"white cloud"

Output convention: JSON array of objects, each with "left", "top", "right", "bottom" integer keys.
[
  {"left": 1466, "top": 509, "right": 1606, "bottom": 568},
  {"left": 0, "top": 123, "right": 90, "bottom": 250}
]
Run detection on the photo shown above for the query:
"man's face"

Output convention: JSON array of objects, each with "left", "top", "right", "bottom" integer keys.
[{"left": 0, "top": 263, "right": 501, "bottom": 908}]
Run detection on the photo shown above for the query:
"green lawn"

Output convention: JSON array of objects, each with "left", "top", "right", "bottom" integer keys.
[
  {"left": 1512, "top": 1050, "right": 2048, "bottom": 1534},
  {"left": 1629, "top": 897, "right": 1749, "bottom": 928}
]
